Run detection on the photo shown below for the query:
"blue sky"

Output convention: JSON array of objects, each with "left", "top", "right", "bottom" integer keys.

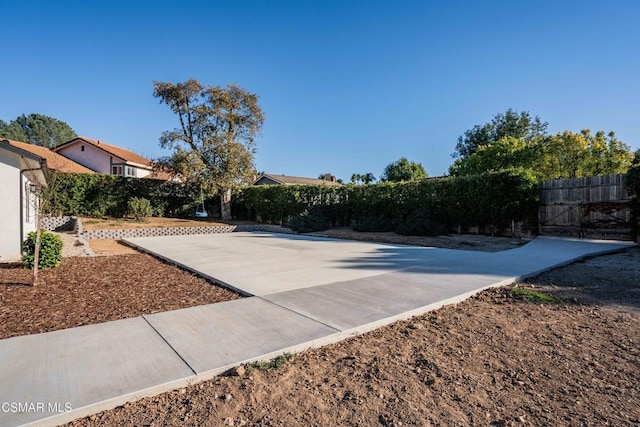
[{"left": 2, "top": 0, "right": 639, "bottom": 181}]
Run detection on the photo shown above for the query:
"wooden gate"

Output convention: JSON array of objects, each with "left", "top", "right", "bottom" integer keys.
[{"left": 539, "top": 174, "right": 633, "bottom": 240}]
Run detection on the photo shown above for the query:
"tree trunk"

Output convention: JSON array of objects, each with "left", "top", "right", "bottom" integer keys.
[
  {"left": 220, "top": 188, "right": 232, "bottom": 221},
  {"left": 32, "top": 211, "right": 42, "bottom": 286}
]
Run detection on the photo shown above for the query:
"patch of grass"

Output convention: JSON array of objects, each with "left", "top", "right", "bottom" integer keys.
[
  {"left": 246, "top": 352, "right": 294, "bottom": 371},
  {"left": 510, "top": 287, "right": 561, "bottom": 303}
]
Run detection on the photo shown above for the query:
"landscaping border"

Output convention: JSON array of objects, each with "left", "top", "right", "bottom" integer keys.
[{"left": 81, "top": 224, "right": 295, "bottom": 240}]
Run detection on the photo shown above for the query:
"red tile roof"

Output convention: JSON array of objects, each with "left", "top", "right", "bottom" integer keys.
[
  {"left": 2, "top": 139, "right": 95, "bottom": 174},
  {"left": 54, "top": 136, "right": 153, "bottom": 168}
]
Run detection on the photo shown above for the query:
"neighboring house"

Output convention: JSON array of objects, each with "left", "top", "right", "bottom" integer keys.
[
  {"left": 253, "top": 173, "right": 341, "bottom": 186},
  {"left": 53, "top": 136, "right": 162, "bottom": 178},
  {"left": 2, "top": 139, "right": 94, "bottom": 174},
  {"left": 0, "top": 140, "right": 48, "bottom": 262}
]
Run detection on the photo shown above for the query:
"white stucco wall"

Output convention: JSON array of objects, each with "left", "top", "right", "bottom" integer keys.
[
  {"left": 135, "top": 167, "right": 151, "bottom": 178},
  {"left": 0, "top": 150, "right": 38, "bottom": 262},
  {"left": 56, "top": 142, "right": 117, "bottom": 174}
]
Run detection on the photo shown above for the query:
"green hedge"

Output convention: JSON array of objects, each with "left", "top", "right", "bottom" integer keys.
[
  {"left": 42, "top": 173, "right": 196, "bottom": 217},
  {"left": 233, "top": 169, "right": 540, "bottom": 233},
  {"left": 43, "top": 170, "right": 540, "bottom": 235}
]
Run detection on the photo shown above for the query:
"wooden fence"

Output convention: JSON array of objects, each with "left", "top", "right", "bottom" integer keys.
[{"left": 539, "top": 174, "right": 633, "bottom": 240}]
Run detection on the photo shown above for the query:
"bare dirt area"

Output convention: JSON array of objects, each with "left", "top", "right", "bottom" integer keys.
[
  {"left": 88, "top": 239, "right": 141, "bottom": 256},
  {"left": 313, "top": 227, "right": 527, "bottom": 252},
  {"left": 0, "top": 254, "right": 241, "bottom": 339},
  {"left": 81, "top": 217, "right": 254, "bottom": 230},
  {"left": 69, "top": 247, "right": 640, "bottom": 427},
  {"left": 524, "top": 247, "right": 640, "bottom": 314}
]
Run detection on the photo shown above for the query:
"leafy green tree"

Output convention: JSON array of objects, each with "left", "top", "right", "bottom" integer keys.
[
  {"left": 381, "top": 157, "right": 427, "bottom": 182},
  {"left": 450, "top": 136, "right": 542, "bottom": 177},
  {"left": 0, "top": 113, "right": 77, "bottom": 147},
  {"left": 153, "top": 79, "right": 264, "bottom": 220},
  {"left": 454, "top": 109, "right": 548, "bottom": 160},
  {"left": 451, "top": 129, "right": 634, "bottom": 180},
  {"left": 540, "top": 130, "right": 633, "bottom": 179},
  {"left": 0, "top": 119, "right": 26, "bottom": 141},
  {"left": 627, "top": 150, "right": 640, "bottom": 195}
]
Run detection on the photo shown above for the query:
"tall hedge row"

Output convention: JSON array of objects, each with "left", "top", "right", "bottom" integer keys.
[
  {"left": 42, "top": 172, "right": 195, "bottom": 217},
  {"left": 233, "top": 169, "right": 540, "bottom": 232},
  {"left": 43, "top": 170, "right": 539, "bottom": 235}
]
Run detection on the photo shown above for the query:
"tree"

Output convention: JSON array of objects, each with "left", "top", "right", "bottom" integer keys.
[
  {"left": 361, "top": 173, "right": 376, "bottom": 184},
  {"left": 453, "top": 109, "right": 548, "bottom": 160},
  {"left": 0, "top": 113, "right": 77, "bottom": 147},
  {"left": 381, "top": 157, "right": 427, "bottom": 182},
  {"left": 153, "top": 79, "right": 264, "bottom": 220},
  {"left": 450, "top": 129, "right": 634, "bottom": 180},
  {"left": 350, "top": 172, "right": 376, "bottom": 185},
  {"left": 627, "top": 150, "right": 640, "bottom": 240},
  {"left": 318, "top": 173, "right": 336, "bottom": 182},
  {"left": 539, "top": 130, "right": 633, "bottom": 179},
  {"left": 449, "top": 136, "right": 541, "bottom": 177}
]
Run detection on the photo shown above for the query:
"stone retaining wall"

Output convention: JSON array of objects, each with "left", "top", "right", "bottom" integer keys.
[
  {"left": 42, "top": 216, "right": 78, "bottom": 232},
  {"left": 81, "top": 224, "right": 295, "bottom": 240}
]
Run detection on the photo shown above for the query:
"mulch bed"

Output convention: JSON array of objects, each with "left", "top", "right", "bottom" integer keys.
[{"left": 0, "top": 254, "right": 241, "bottom": 340}]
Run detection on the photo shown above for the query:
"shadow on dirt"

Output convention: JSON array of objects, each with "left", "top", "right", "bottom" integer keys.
[{"left": 524, "top": 246, "right": 640, "bottom": 312}]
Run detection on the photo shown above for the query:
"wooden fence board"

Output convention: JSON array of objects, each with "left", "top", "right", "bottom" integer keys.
[{"left": 539, "top": 174, "right": 632, "bottom": 240}]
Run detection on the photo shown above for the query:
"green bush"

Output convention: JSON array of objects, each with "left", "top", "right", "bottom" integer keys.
[
  {"left": 396, "top": 209, "right": 445, "bottom": 236},
  {"left": 234, "top": 170, "right": 539, "bottom": 236},
  {"left": 22, "top": 231, "right": 63, "bottom": 269},
  {"left": 289, "top": 205, "right": 331, "bottom": 233},
  {"left": 42, "top": 172, "right": 195, "bottom": 218},
  {"left": 353, "top": 216, "right": 395, "bottom": 232},
  {"left": 627, "top": 150, "right": 640, "bottom": 240},
  {"left": 128, "top": 197, "right": 154, "bottom": 220}
]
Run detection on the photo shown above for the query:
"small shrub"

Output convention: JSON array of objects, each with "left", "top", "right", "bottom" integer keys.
[
  {"left": 353, "top": 216, "right": 395, "bottom": 232},
  {"left": 396, "top": 209, "right": 445, "bottom": 236},
  {"left": 289, "top": 205, "right": 331, "bottom": 233},
  {"left": 127, "top": 197, "right": 154, "bottom": 220},
  {"left": 246, "top": 353, "right": 294, "bottom": 371},
  {"left": 510, "top": 287, "right": 561, "bottom": 303},
  {"left": 22, "top": 231, "right": 63, "bottom": 269}
]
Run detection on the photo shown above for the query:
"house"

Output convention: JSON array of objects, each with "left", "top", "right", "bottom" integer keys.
[
  {"left": 0, "top": 140, "right": 49, "bottom": 262},
  {"left": 253, "top": 173, "right": 341, "bottom": 186},
  {"left": 2, "top": 139, "right": 94, "bottom": 174},
  {"left": 53, "top": 136, "right": 163, "bottom": 178}
]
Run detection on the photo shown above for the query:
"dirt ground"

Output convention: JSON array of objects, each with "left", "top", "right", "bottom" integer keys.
[
  {"left": 86, "top": 227, "right": 529, "bottom": 256},
  {"left": 88, "top": 239, "right": 141, "bottom": 256},
  {"left": 66, "top": 246, "right": 639, "bottom": 427},
  {"left": 0, "top": 254, "right": 241, "bottom": 339},
  {"left": 313, "top": 227, "right": 527, "bottom": 252}
]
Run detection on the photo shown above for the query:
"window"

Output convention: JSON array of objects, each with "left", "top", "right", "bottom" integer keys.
[
  {"left": 126, "top": 166, "right": 136, "bottom": 177},
  {"left": 81, "top": 145, "right": 85, "bottom": 151},
  {"left": 112, "top": 165, "right": 123, "bottom": 175}
]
